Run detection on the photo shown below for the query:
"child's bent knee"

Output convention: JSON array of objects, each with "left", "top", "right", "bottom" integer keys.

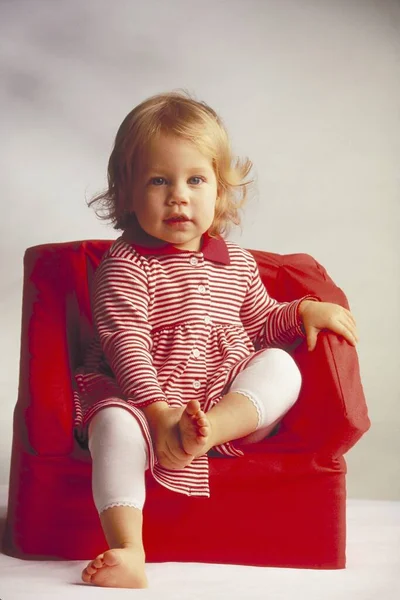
[
  {"left": 258, "top": 348, "right": 302, "bottom": 397},
  {"left": 89, "top": 406, "right": 141, "bottom": 438},
  {"left": 230, "top": 348, "right": 302, "bottom": 430}
]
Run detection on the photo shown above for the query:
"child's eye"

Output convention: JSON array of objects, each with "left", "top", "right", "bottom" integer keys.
[
  {"left": 149, "top": 176, "right": 204, "bottom": 186},
  {"left": 190, "top": 176, "right": 204, "bottom": 185}
]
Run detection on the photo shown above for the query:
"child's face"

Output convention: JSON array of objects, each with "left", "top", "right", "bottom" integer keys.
[{"left": 131, "top": 134, "right": 219, "bottom": 251}]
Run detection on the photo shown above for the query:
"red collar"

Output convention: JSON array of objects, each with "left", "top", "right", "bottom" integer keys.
[{"left": 123, "top": 230, "right": 230, "bottom": 265}]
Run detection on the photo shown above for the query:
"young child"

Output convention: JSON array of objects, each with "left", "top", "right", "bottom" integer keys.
[{"left": 74, "top": 90, "right": 359, "bottom": 589}]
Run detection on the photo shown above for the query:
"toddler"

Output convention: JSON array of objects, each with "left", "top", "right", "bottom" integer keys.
[{"left": 74, "top": 90, "right": 359, "bottom": 588}]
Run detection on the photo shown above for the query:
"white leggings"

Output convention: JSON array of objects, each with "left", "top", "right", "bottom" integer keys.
[{"left": 88, "top": 348, "right": 302, "bottom": 514}]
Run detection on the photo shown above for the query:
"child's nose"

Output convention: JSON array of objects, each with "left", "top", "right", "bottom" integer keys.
[{"left": 167, "top": 188, "right": 189, "bottom": 204}]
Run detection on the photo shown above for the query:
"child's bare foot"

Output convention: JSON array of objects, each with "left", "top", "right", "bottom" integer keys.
[
  {"left": 179, "top": 399, "right": 212, "bottom": 457},
  {"left": 81, "top": 545, "right": 148, "bottom": 589}
]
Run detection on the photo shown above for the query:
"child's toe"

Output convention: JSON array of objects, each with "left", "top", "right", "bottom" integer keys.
[
  {"left": 82, "top": 565, "right": 94, "bottom": 581},
  {"left": 86, "top": 565, "right": 98, "bottom": 575},
  {"left": 82, "top": 571, "right": 92, "bottom": 584},
  {"left": 93, "top": 557, "right": 104, "bottom": 568},
  {"left": 186, "top": 400, "right": 201, "bottom": 416}
]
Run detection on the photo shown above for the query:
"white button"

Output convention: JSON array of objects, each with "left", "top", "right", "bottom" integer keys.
[
  {"left": 192, "top": 348, "right": 200, "bottom": 358},
  {"left": 192, "top": 380, "right": 201, "bottom": 390},
  {"left": 190, "top": 257, "right": 198, "bottom": 266},
  {"left": 204, "top": 316, "right": 212, "bottom": 325},
  {"left": 198, "top": 285, "right": 206, "bottom": 294}
]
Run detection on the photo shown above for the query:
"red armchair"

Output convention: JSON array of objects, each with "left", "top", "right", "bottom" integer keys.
[{"left": 2, "top": 240, "right": 370, "bottom": 568}]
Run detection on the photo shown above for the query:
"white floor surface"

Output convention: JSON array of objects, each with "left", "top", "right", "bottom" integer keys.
[{"left": 0, "top": 485, "right": 399, "bottom": 600}]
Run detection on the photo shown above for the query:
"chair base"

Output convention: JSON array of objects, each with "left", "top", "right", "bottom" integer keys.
[{"left": 2, "top": 440, "right": 346, "bottom": 569}]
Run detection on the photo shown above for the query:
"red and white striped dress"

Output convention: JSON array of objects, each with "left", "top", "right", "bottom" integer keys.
[{"left": 73, "top": 232, "right": 317, "bottom": 497}]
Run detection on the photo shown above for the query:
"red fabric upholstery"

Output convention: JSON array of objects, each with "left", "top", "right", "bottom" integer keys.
[{"left": 2, "top": 240, "right": 370, "bottom": 568}]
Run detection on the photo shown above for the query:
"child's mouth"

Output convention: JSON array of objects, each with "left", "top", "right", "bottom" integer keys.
[{"left": 164, "top": 216, "right": 191, "bottom": 225}]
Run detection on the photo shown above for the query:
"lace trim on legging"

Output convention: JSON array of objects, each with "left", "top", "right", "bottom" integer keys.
[
  {"left": 100, "top": 500, "right": 143, "bottom": 514},
  {"left": 231, "top": 390, "right": 263, "bottom": 429}
]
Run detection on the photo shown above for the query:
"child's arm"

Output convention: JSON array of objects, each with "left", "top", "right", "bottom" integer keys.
[
  {"left": 240, "top": 256, "right": 320, "bottom": 348},
  {"left": 240, "top": 256, "right": 358, "bottom": 351},
  {"left": 92, "top": 254, "right": 198, "bottom": 470},
  {"left": 92, "top": 255, "right": 168, "bottom": 409}
]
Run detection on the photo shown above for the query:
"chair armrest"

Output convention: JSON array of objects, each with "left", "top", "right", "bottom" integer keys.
[
  {"left": 277, "top": 252, "right": 350, "bottom": 306},
  {"left": 248, "top": 251, "right": 370, "bottom": 457},
  {"left": 14, "top": 244, "right": 86, "bottom": 455},
  {"left": 288, "top": 332, "right": 371, "bottom": 458},
  {"left": 277, "top": 253, "right": 370, "bottom": 456},
  {"left": 249, "top": 250, "right": 346, "bottom": 303}
]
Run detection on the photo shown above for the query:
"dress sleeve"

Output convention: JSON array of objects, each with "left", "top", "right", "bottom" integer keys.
[
  {"left": 239, "top": 257, "right": 320, "bottom": 348},
  {"left": 92, "top": 255, "right": 168, "bottom": 408}
]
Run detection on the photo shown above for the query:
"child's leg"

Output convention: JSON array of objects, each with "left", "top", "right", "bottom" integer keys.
[
  {"left": 180, "top": 349, "right": 301, "bottom": 454},
  {"left": 81, "top": 406, "right": 149, "bottom": 589},
  {"left": 229, "top": 348, "right": 302, "bottom": 445},
  {"left": 89, "top": 406, "right": 148, "bottom": 515}
]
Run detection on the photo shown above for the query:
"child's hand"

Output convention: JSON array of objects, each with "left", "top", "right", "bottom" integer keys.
[
  {"left": 299, "top": 300, "right": 359, "bottom": 352},
  {"left": 148, "top": 406, "right": 195, "bottom": 470}
]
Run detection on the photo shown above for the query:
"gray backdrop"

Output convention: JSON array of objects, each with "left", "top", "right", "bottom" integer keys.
[{"left": 1, "top": 0, "right": 399, "bottom": 499}]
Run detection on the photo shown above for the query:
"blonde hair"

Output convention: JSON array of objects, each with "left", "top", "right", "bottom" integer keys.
[{"left": 88, "top": 89, "right": 256, "bottom": 237}]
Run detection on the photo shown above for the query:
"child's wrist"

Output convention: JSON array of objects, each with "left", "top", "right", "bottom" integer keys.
[{"left": 298, "top": 298, "right": 318, "bottom": 317}]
